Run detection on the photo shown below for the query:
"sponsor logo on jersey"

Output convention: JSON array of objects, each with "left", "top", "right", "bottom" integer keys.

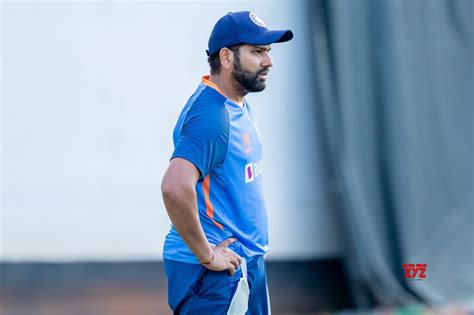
[{"left": 245, "top": 160, "right": 263, "bottom": 183}]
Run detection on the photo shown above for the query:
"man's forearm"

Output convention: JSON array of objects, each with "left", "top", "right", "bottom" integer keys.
[{"left": 162, "top": 186, "right": 214, "bottom": 263}]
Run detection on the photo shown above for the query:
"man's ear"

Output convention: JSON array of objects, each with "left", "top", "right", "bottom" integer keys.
[{"left": 219, "top": 48, "right": 234, "bottom": 71}]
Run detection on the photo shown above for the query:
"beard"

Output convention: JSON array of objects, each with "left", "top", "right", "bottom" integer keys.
[{"left": 231, "top": 55, "right": 269, "bottom": 94}]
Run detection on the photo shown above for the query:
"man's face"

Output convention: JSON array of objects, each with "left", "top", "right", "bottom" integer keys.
[{"left": 231, "top": 44, "right": 273, "bottom": 93}]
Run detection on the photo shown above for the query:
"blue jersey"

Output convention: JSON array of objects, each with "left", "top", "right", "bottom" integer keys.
[{"left": 163, "top": 75, "right": 268, "bottom": 264}]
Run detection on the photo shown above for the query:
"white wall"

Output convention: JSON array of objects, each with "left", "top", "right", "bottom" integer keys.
[{"left": 0, "top": 1, "right": 341, "bottom": 261}]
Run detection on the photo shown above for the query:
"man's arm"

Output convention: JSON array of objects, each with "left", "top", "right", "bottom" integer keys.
[{"left": 161, "top": 157, "right": 241, "bottom": 275}]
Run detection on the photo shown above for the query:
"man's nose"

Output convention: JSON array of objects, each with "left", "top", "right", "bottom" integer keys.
[{"left": 262, "top": 52, "right": 273, "bottom": 68}]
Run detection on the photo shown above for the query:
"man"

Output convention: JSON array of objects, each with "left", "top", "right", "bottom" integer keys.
[{"left": 161, "top": 11, "right": 293, "bottom": 315}]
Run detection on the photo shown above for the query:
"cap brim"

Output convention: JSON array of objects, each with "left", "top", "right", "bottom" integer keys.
[{"left": 244, "top": 29, "right": 293, "bottom": 46}]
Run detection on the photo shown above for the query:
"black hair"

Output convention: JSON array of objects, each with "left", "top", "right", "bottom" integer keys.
[{"left": 207, "top": 44, "right": 243, "bottom": 75}]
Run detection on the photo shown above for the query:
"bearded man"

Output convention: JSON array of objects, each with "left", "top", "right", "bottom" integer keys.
[{"left": 161, "top": 11, "right": 293, "bottom": 315}]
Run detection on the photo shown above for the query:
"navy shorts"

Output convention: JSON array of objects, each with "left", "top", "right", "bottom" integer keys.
[{"left": 164, "top": 255, "right": 270, "bottom": 315}]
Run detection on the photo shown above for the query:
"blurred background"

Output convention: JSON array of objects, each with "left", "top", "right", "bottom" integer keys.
[{"left": 0, "top": 0, "right": 473, "bottom": 314}]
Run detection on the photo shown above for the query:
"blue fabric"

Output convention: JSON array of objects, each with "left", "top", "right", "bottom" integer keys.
[
  {"left": 171, "top": 84, "right": 229, "bottom": 180},
  {"left": 207, "top": 11, "right": 293, "bottom": 55},
  {"left": 164, "top": 255, "right": 269, "bottom": 315},
  {"left": 163, "top": 77, "right": 269, "bottom": 263}
]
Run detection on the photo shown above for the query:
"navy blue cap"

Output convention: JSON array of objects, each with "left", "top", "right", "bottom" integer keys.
[{"left": 207, "top": 11, "right": 293, "bottom": 56}]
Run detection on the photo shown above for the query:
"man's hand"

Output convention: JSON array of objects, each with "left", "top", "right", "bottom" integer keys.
[
  {"left": 162, "top": 159, "right": 242, "bottom": 276},
  {"left": 202, "top": 238, "right": 242, "bottom": 276}
]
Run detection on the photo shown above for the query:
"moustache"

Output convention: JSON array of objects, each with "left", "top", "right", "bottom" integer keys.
[{"left": 257, "top": 68, "right": 270, "bottom": 76}]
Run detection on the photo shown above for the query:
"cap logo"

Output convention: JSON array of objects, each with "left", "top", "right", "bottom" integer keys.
[{"left": 249, "top": 12, "right": 266, "bottom": 28}]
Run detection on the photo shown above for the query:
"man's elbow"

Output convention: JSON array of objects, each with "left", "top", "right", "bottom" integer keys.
[
  {"left": 161, "top": 177, "right": 193, "bottom": 205},
  {"left": 161, "top": 177, "right": 177, "bottom": 203}
]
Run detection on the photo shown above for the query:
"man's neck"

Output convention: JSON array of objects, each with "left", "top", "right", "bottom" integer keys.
[{"left": 208, "top": 74, "right": 245, "bottom": 107}]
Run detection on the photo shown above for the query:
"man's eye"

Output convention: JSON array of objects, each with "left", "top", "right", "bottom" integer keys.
[{"left": 253, "top": 50, "right": 262, "bottom": 54}]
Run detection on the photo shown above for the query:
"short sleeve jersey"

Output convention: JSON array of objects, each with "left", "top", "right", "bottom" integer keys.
[{"left": 163, "top": 75, "right": 268, "bottom": 263}]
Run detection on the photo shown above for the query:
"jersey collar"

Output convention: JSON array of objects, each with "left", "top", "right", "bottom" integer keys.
[
  {"left": 202, "top": 75, "right": 227, "bottom": 97},
  {"left": 201, "top": 75, "right": 245, "bottom": 108}
]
